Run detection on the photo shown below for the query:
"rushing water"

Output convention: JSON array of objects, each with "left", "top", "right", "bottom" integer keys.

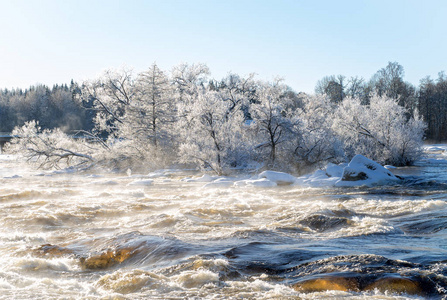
[{"left": 1, "top": 148, "right": 447, "bottom": 299}]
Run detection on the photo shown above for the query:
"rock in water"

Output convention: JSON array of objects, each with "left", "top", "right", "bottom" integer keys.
[
  {"left": 336, "top": 155, "right": 400, "bottom": 187},
  {"left": 293, "top": 276, "right": 360, "bottom": 292},
  {"left": 364, "top": 277, "right": 422, "bottom": 295}
]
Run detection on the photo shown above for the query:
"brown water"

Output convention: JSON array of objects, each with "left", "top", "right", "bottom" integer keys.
[{"left": 1, "top": 150, "right": 447, "bottom": 299}]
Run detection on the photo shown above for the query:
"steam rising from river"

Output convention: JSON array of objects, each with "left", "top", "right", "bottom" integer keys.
[{"left": 1, "top": 150, "right": 447, "bottom": 299}]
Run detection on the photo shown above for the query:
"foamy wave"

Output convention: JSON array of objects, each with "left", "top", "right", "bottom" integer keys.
[
  {"left": 337, "top": 216, "right": 400, "bottom": 237},
  {"left": 97, "top": 269, "right": 168, "bottom": 294},
  {"left": 173, "top": 269, "right": 220, "bottom": 288},
  {"left": 341, "top": 198, "right": 447, "bottom": 218},
  {"left": 13, "top": 257, "right": 77, "bottom": 273}
]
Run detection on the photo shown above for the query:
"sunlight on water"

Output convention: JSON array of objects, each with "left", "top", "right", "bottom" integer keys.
[{"left": 1, "top": 150, "right": 447, "bottom": 299}]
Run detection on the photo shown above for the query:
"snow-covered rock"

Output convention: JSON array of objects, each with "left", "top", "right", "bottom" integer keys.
[
  {"left": 335, "top": 155, "right": 400, "bottom": 187},
  {"left": 295, "top": 169, "right": 340, "bottom": 187},
  {"left": 325, "top": 163, "right": 345, "bottom": 178},
  {"left": 258, "top": 171, "right": 296, "bottom": 185}
]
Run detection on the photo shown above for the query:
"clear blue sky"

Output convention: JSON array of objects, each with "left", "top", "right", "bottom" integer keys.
[{"left": 0, "top": 0, "right": 446, "bottom": 93}]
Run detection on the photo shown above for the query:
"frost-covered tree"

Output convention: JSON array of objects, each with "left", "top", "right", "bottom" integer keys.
[
  {"left": 79, "top": 68, "right": 136, "bottom": 135},
  {"left": 104, "top": 64, "right": 178, "bottom": 169},
  {"left": 6, "top": 121, "right": 96, "bottom": 169},
  {"left": 122, "top": 63, "right": 174, "bottom": 148},
  {"left": 369, "top": 62, "right": 416, "bottom": 110},
  {"left": 292, "top": 94, "right": 343, "bottom": 170},
  {"left": 171, "top": 63, "right": 210, "bottom": 100},
  {"left": 217, "top": 73, "right": 257, "bottom": 113},
  {"left": 177, "top": 89, "right": 246, "bottom": 175},
  {"left": 250, "top": 80, "right": 294, "bottom": 168},
  {"left": 3, "top": 63, "right": 429, "bottom": 173},
  {"left": 333, "top": 94, "right": 426, "bottom": 165},
  {"left": 315, "top": 75, "right": 346, "bottom": 103}
]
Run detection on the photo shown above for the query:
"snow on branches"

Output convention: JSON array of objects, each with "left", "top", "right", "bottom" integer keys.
[{"left": 5, "top": 121, "right": 96, "bottom": 169}]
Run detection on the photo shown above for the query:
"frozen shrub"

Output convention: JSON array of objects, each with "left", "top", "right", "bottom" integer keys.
[{"left": 332, "top": 94, "right": 425, "bottom": 165}]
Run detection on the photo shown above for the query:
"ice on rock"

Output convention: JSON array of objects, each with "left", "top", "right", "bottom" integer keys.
[
  {"left": 336, "top": 155, "right": 400, "bottom": 187},
  {"left": 258, "top": 171, "right": 296, "bottom": 185}
]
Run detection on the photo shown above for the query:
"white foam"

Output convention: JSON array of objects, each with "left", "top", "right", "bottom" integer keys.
[
  {"left": 235, "top": 178, "right": 277, "bottom": 187},
  {"left": 203, "top": 180, "right": 234, "bottom": 188},
  {"left": 127, "top": 179, "right": 154, "bottom": 186},
  {"left": 174, "top": 269, "right": 220, "bottom": 288}
]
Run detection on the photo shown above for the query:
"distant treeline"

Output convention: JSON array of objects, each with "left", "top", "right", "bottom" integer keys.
[
  {"left": 1, "top": 62, "right": 446, "bottom": 141},
  {"left": 0, "top": 81, "right": 95, "bottom": 133}
]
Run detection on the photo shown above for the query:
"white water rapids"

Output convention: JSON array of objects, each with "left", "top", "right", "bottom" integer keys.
[{"left": 1, "top": 148, "right": 447, "bottom": 299}]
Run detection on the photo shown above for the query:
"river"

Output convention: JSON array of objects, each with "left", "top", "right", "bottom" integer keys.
[{"left": 0, "top": 147, "right": 447, "bottom": 299}]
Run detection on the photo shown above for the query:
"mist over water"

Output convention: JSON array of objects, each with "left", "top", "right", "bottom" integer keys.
[{"left": 1, "top": 149, "right": 447, "bottom": 299}]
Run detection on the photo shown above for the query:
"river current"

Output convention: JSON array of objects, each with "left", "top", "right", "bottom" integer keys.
[{"left": 1, "top": 147, "right": 447, "bottom": 299}]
